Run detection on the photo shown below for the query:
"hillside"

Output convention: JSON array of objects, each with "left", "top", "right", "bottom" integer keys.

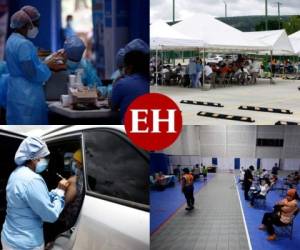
[{"left": 217, "top": 15, "right": 293, "bottom": 31}]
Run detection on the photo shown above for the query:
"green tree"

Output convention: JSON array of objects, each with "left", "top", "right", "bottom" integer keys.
[
  {"left": 283, "top": 16, "right": 300, "bottom": 35},
  {"left": 255, "top": 19, "right": 283, "bottom": 31}
]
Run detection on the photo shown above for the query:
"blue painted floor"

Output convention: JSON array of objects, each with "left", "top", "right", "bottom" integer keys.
[
  {"left": 150, "top": 174, "right": 215, "bottom": 234},
  {"left": 236, "top": 177, "right": 300, "bottom": 250}
]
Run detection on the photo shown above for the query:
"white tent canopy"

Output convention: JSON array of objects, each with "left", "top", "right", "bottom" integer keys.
[
  {"left": 244, "top": 30, "right": 295, "bottom": 55},
  {"left": 172, "top": 13, "right": 270, "bottom": 52},
  {"left": 289, "top": 30, "right": 300, "bottom": 55},
  {"left": 150, "top": 20, "right": 205, "bottom": 51}
]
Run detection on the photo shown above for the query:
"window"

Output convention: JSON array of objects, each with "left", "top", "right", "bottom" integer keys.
[
  {"left": 84, "top": 129, "right": 149, "bottom": 207},
  {"left": 45, "top": 137, "right": 82, "bottom": 190},
  {"left": 256, "top": 138, "right": 284, "bottom": 147}
]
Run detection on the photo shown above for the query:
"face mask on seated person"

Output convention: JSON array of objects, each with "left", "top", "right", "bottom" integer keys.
[{"left": 71, "top": 161, "right": 78, "bottom": 175}]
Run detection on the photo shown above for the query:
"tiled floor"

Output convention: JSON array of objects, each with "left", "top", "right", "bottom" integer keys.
[
  {"left": 151, "top": 173, "right": 250, "bottom": 250},
  {"left": 151, "top": 79, "right": 300, "bottom": 125}
]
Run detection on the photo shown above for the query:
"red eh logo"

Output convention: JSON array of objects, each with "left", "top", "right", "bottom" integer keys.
[{"left": 124, "top": 93, "right": 182, "bottom": 151}]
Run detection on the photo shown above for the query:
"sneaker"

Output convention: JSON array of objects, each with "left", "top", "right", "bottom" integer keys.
[
  {"left": 258, "top": 225, "right": 266, "bottom": 230},
  {"left": 185, "top": 207, "right": 191, "bottom": 210},
  {"left": 267, "top": 234, "right": 276, "bottom": 241}
]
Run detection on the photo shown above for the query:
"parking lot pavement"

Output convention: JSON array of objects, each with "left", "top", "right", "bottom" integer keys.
[{"left": 151, "top": 79, "right": 300, "bottom": 125}]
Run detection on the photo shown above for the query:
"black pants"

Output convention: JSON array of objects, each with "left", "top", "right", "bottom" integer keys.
[
  {"left": 250, "top": 192, "right": 265, "bottom": 206},
  {"left": 244, "top": 183, "right": 251, "bottom": 200},
  {"left": 183, "top": 185, "right": 194, "bottom": 208},
  {"left": 261, "top": 212, "right": 286, "bottom": 235}
]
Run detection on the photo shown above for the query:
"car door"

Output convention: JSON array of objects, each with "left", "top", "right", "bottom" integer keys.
[
  {"left": 0, "top": 130, "right": 25, "bottom": 249},
  {"left": 73, "top": 128, "right": 149, "bottom": 250}
]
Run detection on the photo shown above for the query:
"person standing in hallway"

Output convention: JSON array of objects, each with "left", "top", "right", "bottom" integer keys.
[
  {"left": 244, "top": 165, "right": 254, "bottom": 201},
  {"left": 181, "top": 168, "right": 194, "bottom": 210}
]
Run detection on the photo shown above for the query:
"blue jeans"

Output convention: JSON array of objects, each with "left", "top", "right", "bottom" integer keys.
[{"left": 190, "top": 74, "right": 197, "bottom": 88}]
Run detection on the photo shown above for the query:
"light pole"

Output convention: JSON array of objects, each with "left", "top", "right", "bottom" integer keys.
[
  {"left": 224, "top": 1, "right": 227, "bottom": 18},
  {"left": 276, "top": 2, "right": 282, "bottom": 29},
  {"left": 265, "top": 0, "right": 268, "bottom": 30},
  {"left": 172, "top": 0, "right": 175, "bottom": 23}
]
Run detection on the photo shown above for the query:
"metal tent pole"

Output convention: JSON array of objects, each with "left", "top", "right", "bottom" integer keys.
[
  {"left": 270, "top": 50, "right": 274, "bottom": 84},
  {"left": 202, "top": 47, "right": 205, "bottom": 87},
  {"left": 155, "top": 49, "right": 158, "bottom": 86}
]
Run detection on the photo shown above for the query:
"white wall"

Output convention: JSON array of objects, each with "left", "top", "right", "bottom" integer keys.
[
  {"left": 256, "top": 126, "right": 284, "bottom": 158},
  {"left": 163, "top": 126, "right": 300, "bottom": 171},
  {"left": 283, "top": 126, "right": 300, "bottom": 158},
  {"left": 282, "top": 159, "right": 300, "bottom": 171},
  {"left": 218, "top": 157, "right": 235, "bottom": 170},
  {"left": 240, "top": 158, "right": 257, "bottom": 168},
  {"left": 260, "top": 158, "right": 279, "bottom": 170},
  {"left": 199, "top": 126, "right": 227, "bottom": 157},
  {"left": 226, "top": 126, "right": 256, "bottom": 158}
]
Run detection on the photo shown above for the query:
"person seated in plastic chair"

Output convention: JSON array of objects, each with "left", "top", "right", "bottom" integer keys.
[
  {"left": 291, "top": 172, "right": 300, "bottom": 185},
  {"left": 249, "top": 178, "right": 270, "bottom": 207},
  {"left": 270, "top": 174, "right": 278, "bottom": 189},
  {"left": 259, "top": 189, "right": 299, "bottom": 241},
  {"left": 154, "top": 172, "right": 167, "bottom": 190},
  {"left": 260, "top": 169, "right": 269, "bottom": 180},
  {"left": 285, "top": 174, "right": 298, "bottom": 188}
]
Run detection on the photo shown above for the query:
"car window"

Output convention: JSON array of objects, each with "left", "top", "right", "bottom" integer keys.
[{"left": 84, "top": 130, "right": 149, "bottom": 206}]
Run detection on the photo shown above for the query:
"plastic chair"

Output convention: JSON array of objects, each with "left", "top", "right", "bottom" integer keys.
[
  {"left": 275, "top": 209, "right": 299, "bottom": 239},
  {"left": 253, "top": 190, "right": 270, "bottom": 209}
]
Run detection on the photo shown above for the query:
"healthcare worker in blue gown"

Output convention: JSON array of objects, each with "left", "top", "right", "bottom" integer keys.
[
  {"left": 5, "top": 6, "right": 52, "bottom": 125},
  {"left": 1, "top": 137, "right": 69, "bottom": 250},
  {"left": 58, "top": 35, "right": 109, "bottom": 97},
  {"left": 112, "top": 39, "right": 150, "bottom": 123}
]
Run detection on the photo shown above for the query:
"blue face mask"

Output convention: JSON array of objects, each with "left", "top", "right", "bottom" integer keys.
[
  {"left": 35, "top": 158, "right": 49, "bottom": 173},
  {"left": 71, "top": 161, "right": 78, "bottom": 175},
  {"left": 67, "top": 60, "right": 79, "bottom": 72}
]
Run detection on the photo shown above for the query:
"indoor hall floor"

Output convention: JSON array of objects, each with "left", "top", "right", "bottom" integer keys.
[{"left": 151, "top": 173, "right": 249, "bottom": 250}]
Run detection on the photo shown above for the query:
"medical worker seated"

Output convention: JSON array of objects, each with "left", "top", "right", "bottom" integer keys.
[
  {"left": 111, "top": 39, "right": 150, "bottom": 123},
  {"left": 111, "top": 48, "right": 126, "bottom": 83},
  {"left": 1, "top": 137, "right": 69, "bottom": 250},
  {"left": 5, "top": 6, "right": 52, "bottom": 125},
  {"left": 53, "top": 36, "right": 109, "bottom": 98}
]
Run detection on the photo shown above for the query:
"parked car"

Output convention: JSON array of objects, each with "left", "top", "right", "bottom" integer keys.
[
  {"left": 206, "top": 55, "right": 223, "bottom": 64},
  {"left": 0, "top": 125, "right": 149, "bottom": 250}
]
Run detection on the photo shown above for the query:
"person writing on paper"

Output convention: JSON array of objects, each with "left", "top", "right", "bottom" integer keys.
[
  {"left": 5, "top": 6, "right": 53, "bottom": 124},
  {"left": 1, "top": 137, "right": 69, "bottom": 250}
]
